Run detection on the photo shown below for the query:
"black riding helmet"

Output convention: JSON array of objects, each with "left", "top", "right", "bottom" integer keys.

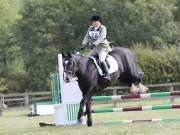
[{"left": 91, "top": 15, "right": 102, "bottom": 23}]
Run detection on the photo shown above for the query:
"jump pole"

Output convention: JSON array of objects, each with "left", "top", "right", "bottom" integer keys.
[
  {"left": 94, "top": 118, "right": 180, "bottom": 125},
  {"left": 91, "top": 104, "right": 180, "bottom": 113},
  {"left": 92, "top": 91, "right": 180, "bottom": 101}
]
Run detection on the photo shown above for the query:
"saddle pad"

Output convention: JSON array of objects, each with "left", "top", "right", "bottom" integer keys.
[{"left": 90, "top": 55, "right": 118, "bottom": 76}]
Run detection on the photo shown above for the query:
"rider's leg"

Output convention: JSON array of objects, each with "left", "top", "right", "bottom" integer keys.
[
  {"left": 99, "top": 51, "right": 111, "bottom": 81},
  {"left": 99, "top": 51, "right": 107, "bottom": 62}
]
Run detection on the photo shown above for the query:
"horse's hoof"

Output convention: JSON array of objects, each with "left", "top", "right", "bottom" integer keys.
[
  {"left": 87, "top": 120, "right": 93, "bottom": 127},
  {"left": 77, "top": 119, "right": 82, "bottom": 124},
  {"left": 78, "top": 116, "right": 86, "bottom": 124}
]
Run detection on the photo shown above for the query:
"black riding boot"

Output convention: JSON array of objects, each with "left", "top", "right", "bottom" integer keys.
[{"left": 100, "top": 62, "right": 111, "bottom": 81}]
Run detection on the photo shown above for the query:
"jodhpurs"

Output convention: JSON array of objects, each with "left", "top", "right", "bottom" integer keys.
[{"left": 88, "top": 49, "right": 110, "bottom": 63}]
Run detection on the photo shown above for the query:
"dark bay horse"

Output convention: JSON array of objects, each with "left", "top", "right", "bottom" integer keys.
[{"left": 62, "top": 47, "right": 144, "bottom": 126}]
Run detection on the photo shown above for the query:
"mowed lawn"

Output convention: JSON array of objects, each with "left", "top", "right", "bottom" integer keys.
[{"left": 1, "top": 99, "right": 180, "bottom": 135}]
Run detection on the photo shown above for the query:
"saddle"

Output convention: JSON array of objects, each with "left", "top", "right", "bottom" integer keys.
[
  {"left": 90, "top": 54, "right": 118, "bottom": 76},
  {"left": 91, "top": 55, "right": 110, "bottom": 68}
]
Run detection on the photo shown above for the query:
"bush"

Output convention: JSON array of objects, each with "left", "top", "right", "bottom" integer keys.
[{"left": 132, "top": 44, "right": 180, "bottom": 84}]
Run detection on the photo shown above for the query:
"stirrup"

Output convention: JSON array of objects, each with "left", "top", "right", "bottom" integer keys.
[{"left": 103, "top": 74, "right": 111, "bottom": 81}]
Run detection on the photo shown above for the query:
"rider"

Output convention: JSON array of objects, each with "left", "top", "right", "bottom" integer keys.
[{"left": 80, "top": 15, "right": 112, "bottom": 81}]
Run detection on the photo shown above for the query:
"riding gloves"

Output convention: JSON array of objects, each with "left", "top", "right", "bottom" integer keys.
[{"left": 80, "top": 44, "right": 85, "bottom": 50}]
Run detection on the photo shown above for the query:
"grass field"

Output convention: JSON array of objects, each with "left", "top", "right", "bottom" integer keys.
[{"left": 1, "top": 99, "right": 180, "bottom": 135}]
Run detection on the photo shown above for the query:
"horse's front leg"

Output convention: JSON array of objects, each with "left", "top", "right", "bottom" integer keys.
[
  {"left": 86, "top": 96, "right": 92, "bottom": 126},
  {"left": 77, "top": 98, "right": 86, "bottom": 123}
]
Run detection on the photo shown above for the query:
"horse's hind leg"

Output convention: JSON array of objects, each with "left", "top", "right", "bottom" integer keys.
[{"left": 130, "top": 75, "right": 149, "bottom": 94}]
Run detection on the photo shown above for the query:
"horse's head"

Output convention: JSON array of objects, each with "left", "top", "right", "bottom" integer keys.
[{"left": 62, "top": 52, "right": 77, "bottom": 82}]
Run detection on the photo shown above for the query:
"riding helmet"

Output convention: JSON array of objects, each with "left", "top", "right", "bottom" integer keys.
[{"left": 91, "top": 15, "right": 102, "bottom": 23}]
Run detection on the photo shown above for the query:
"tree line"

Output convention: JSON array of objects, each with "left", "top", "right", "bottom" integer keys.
[{"left": 0, "top": 0, "right": 180, "bottom": 93}]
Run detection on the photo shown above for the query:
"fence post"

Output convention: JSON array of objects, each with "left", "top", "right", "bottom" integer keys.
[
  {"left": 25, "top": 93, "right": 29, "bottom": 106},
  {"left": 169, "top": 85, "right": 174, "bottom": 103},
  {"left": 113, "top": 89, "right": 118, "bottom": 107}
]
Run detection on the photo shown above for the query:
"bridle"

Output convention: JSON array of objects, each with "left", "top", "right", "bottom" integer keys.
[{"left": 63, "top": 57, "right": 76, "bottom": 80}]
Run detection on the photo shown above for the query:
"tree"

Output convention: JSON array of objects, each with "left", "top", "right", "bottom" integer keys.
[
  {"left": 103, "top": 0, "right": 180, "bottom": 46},
  {"left": 15, "top": 0, "right": 180, "bottom": 92},
  {"left": 175, "top": 0, "right": 180, "bottom": 21},
  {"left": 0, "top": 0, "right": 23, "bottom": 93}
]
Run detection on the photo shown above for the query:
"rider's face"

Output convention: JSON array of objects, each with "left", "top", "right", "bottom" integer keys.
[{"left": 91, "top": 21, "right": 101, "bottom": 28}]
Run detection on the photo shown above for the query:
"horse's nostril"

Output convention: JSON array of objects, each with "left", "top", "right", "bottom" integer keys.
[{"left": 66, "top": 77, "right": 70, "bottom": 82}]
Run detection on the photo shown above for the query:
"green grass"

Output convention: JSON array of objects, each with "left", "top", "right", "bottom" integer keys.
[{"left": 1, "top": 99, "right": 180, "bottom": 135}]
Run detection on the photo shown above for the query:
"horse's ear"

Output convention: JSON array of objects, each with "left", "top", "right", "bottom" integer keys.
[
  {"left": 67, "top": 52, "right": 72, "bottom": 58},
  {"left": 62, "top": 53, "right": 66, "bottom": 58}
]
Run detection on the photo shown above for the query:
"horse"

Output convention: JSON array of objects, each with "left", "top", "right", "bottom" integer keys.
[{"left": 62, "top": 47, "right": 144, "bottom": 126}]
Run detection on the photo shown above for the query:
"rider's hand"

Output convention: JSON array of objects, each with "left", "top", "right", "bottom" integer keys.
[
  {"left": 90, "top": 44, "right": 96, "bottom": 49},
  {"left": 80, "top": 44, "right": 85, "bottom": 51}
]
